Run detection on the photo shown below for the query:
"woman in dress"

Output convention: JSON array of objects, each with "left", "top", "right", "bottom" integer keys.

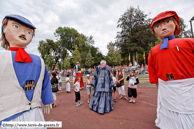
[
  {"left": 89, "top": 60, "right": 114, "bottom": 114},
  {"left": 117, "top": 67, "right": 128, "bottom": 100}
]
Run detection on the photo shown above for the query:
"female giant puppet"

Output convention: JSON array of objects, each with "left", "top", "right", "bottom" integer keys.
[
  {"left": 89, "top": 60, "right": 114, "bottom": 114},
  {"left": 0, "top": 14, "right": 53, "bottom": 127},
  {"left": 148, "top": 11, "right": 194, "bottom": 129}
]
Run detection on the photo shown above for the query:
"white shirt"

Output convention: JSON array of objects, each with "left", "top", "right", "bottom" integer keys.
[
  {"left": 59, "top": 74, "right": 62, "bottom": 82},
  {"left": 56, "top": 75, "right": 59, "bottom": 80},
  {"left": 74, "top": 82, "right": 80, "bottom": 92},
  {"left": 86, "top": 79, "right": 91, "bottom": 87},
  {"left": 113, "top": 77, "right": 116, "bottom": 87},
  {"left": 128, "top": 77, "right": 138, "bottom": 88},
  {"left": 73, "top": 72, "right": 76, "bottom": 77}
]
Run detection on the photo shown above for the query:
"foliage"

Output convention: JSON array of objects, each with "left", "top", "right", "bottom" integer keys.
[
  {"left": 176, "top": 17, "right": 192, "bottom": 38},
  {"left": 44, "top": 51, "right": 55, "bottom": 70},
  {"left": 63, "top": 53, "right": 71, "bottom": 69},
  {"left": 39, "top": 26, "right": 105, "bottom": 69},
  {"left": 72, "top": 45, "right": 82, "bottom": 65},
  {"left": 38, "top": 39, "right": 66, "bottom": 70},
  {"left": 54, "top": 27, "right": 84, "bottom": 54},
  {"left": 85, "top": 49, "right": 94, "bottom": 68},
  {"left": 106, "top": 42, "right": 122, "bottom": 66},
  {"left": 137, "top": 53, "right": 144, "bottom": 65},
  {"left": 115, "top": 6, "right": 157, "bottom": 65}
]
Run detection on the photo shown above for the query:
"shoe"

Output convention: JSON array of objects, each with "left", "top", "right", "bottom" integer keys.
[
  {"left": 133, "top": 100, "right": 136, "bottom": 104},
  {"left": 128, "top": 100, "right": 133, "bottom": 103},
  {"left": 87, "top": 101, "right": 90, "bottom": 104},
  {"left": 124, "top": 97, "right": 128, "bottom": 100},
  {"left": 79, "top": 101, "right": 83, "bottom": 105},
  {"left": 75, "top": 103, "right": 80, "bottom": 106},
  {"left": 114, "top": 99, "right": 117, "bottom": 102},
  {"left": 119, "top": 97, "right": 122, "bottom": 99},
  {"left": 52, "top": 104, "right": 55, "bottom": 108}
]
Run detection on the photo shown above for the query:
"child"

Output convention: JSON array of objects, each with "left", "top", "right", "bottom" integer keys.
[
  {"left": 112, "top": 70, "right": 117, "bottom": 102},
  {"left": 126, "top": 71, "right": 139, "bottom": 104},
  {"left": 86, "top": 74, "right": 92, "bottom": 103},
  {"left": 51, "top": 72, "right": 58, "bottom": 108},
  {"left": 72, "top": 77, "right": 83, "bottom": 106},
  {"left": 65, "top": 74, "right": 71, "bottom": 93}
]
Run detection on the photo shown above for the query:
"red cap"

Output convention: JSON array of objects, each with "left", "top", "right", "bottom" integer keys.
[{"left": 150, "top": 11, "right": 180, "bottom": 35}]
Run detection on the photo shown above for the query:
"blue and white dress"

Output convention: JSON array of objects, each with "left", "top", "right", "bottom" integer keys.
[{"left": 89, "top": 66, "right": 114, "bottom": 114}]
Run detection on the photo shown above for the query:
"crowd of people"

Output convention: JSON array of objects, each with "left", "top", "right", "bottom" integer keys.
[{"left": 49, "top": 61, "right": 142, "bottom": 108}]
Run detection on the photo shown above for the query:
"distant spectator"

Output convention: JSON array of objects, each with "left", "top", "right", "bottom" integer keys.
[{"left": 66, "top": 74, "right": 71, "bottom": 93}]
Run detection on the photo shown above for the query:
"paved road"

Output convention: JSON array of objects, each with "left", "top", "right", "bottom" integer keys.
[{"left": 44, "top": 83, "right": 159, "bottom": 129}]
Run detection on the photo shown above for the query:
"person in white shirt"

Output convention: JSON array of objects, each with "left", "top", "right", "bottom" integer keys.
[
  {"left": 65, "top": 74, "right": 71, "bottom": 93},
  {"left": 72, "top": 77, "right": 83, "bottom": 106},
  {"left": 126, "top": 71, "right": 139, "bottom": 104},
  {"left": 86, "top": 74, "right": 92, "bottom": 103}
]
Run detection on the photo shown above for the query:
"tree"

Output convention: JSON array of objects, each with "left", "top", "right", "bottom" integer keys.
[
  {"left": 106, "top": 42, "right": 115, "bottom": 66},
  {"left": 54, "top": 27, "right": 84, "bottom": 54},
  {"left": 106, "top": 42, "right": 122, "bottom": 66},
  {"left": 176, "top": 17, "right": 192, "bottom": 38},
  {"left": 44, "top": 51, "right": 55, "bottom": 70},
  {"left": 115, "top": 6, "right": 157, "bottom": 65},
  {"left": 85, "top": 49, "right": 94, "bottom": 68},
  {"left": 38, "top": 39, "right": 67, "bottom": 70},
  {"left": 114, "top": 48, "right": 122, "bottom": 66},
  {"left": 63, "top": 54, "right": 71, "bottom": 69},
  {"left": 72, "top": 45, "right": 81, "bottom": 65}
]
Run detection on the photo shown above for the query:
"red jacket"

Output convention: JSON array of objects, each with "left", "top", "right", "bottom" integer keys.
[{"left": 148, "top": 38, "right": 194, "bottom": 84}]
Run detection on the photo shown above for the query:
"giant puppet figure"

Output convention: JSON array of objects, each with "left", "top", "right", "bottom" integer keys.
[
  {"left": 74, "top": 61, "right": 84, "bottom": 88},
  {"left": 148, "top": 11, "right": 194, "bottom": 129},
  {"left": 0, "top": 14, "right": 53, "bottom": 127},
  {"left": 89, "top": 60, "right": 114, "bottom": 114}
]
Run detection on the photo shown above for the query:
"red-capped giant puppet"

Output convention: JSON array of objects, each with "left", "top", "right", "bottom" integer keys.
[
  {"left": 148, "top": 11, "right": 194, "bottom": 129},
  {"left": 0, "top": 14, "right": 53, "bottom": 128}
]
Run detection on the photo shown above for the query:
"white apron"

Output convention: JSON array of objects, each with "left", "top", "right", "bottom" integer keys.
[
  {"left": 156, "top": 78, "right": 194, "bottom": 129},
  {"left": 66, "top": 82, "right": 70, "bottom": 92}
]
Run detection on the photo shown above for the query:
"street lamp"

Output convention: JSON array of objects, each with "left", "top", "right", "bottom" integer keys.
[{"left": 189, "top": 16, "right": 194, "bottom": 38}]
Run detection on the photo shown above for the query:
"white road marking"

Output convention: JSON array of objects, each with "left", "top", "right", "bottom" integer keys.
[{"left": 137, "top": 100, "right": 157, "bottom": 107}]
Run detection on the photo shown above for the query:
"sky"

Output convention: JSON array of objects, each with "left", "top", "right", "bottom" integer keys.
[{"left": 0, "top": 0, "right": 194, "bottom": 56}]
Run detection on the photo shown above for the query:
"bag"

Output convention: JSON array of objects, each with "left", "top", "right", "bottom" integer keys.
[
  {"left": 116, "top": 82, "right": 121, "bottom": 87},
  {"left": 52, "top": 84, "right": 58, "bottom": 92}
]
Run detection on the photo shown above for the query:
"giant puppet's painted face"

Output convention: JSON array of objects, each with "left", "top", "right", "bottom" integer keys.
[
  {"left": 153, "top": 18, "right": 176, "bottom": 39},
  {"left": 3, "top": 19, "right": 34, "bottom": 48}
]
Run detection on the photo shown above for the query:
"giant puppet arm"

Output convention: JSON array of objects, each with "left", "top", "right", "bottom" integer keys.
[{"left": 148, "top": 52, "right": 158, "bottom": 84}]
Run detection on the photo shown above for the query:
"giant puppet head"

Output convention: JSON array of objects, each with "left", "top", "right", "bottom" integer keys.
[
  {"left": 150, "top": 11, "right": 180, "bottom": 39},
  {"left": 1, "top": 14, "right": 36, "bottom": 49}
]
